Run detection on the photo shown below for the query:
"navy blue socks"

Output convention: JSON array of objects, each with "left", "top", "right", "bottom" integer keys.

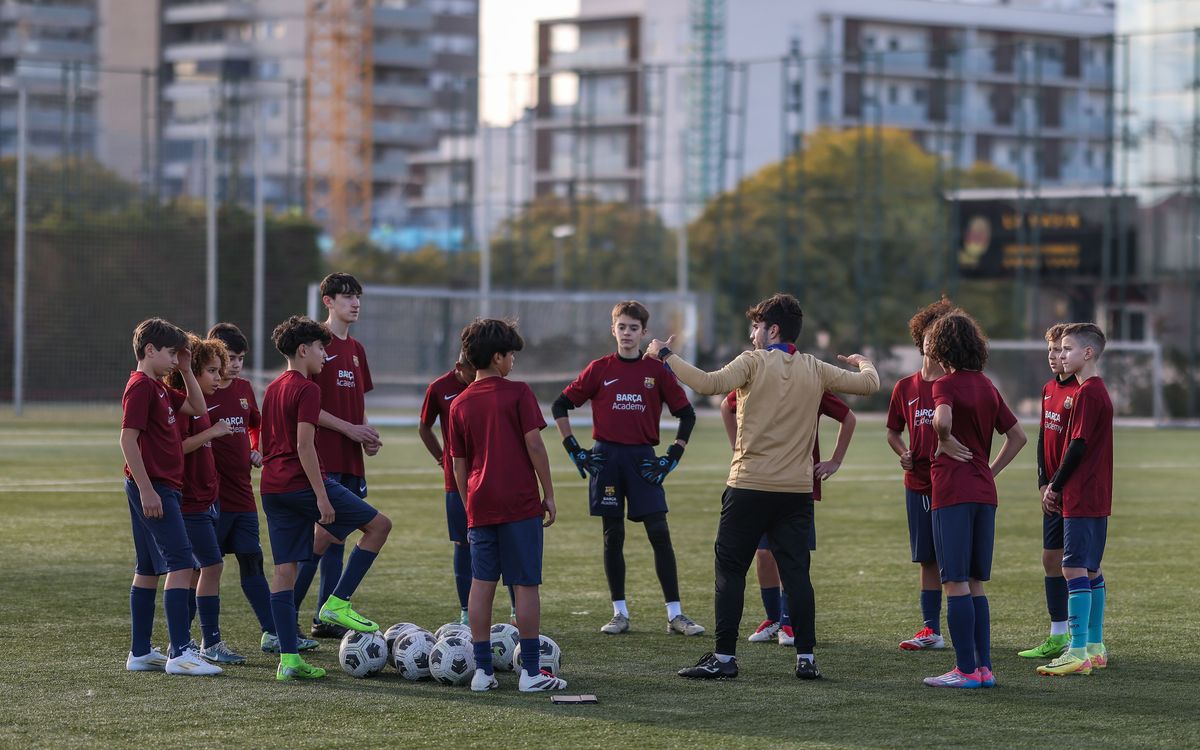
[
  {"left": 760, "top": 586, "right": 781, "bottom": 622},
  {"left": 473, "top": 641, "right": 494, "bottom": 676},
  {"left": 270, "top": 591, "right": 298, "bottom": 655},
  {"left": 197, "top": 595, "right": 221, "bottom": 648},
  {"left": 332, "top": 546, "right": 377, "bottom": 601},
  {"left": 130, "top": 586, "right": 156, "bottom": 657},
  {"left": 163, "top": 587, "right": 192, "bottom": 658},
  {"left": 1045, "top": 575, "right": 1069, "bottom": 623},
  {"left": 972, "top": 595, "right": 991, "bottom": 669},
  {"left": 241, "top": 574, "right": 275, "bottom": 633},
  {"left": 946, "top": 594, "right": 977, "bottom": 674},
  {"left": 920, "top": 589, "right": 942, "bottom": 633},
  {"left": 317, "top": 543, "right": 346, "bottom": 617},
  {"left": 520, "top": 637, "right": 540, "bottom": 677},
  {"left": 453, "top": 543, "right": 472, "bottom": 610}
]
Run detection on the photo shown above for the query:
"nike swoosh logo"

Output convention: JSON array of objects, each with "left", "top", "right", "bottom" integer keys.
[
  {"left": 158, "top": 392, "right": 165, "bottom": 398},
  {"left": 444, "top": 394, "right": 456, "bottom": 400},
  {"left": 1044, "top": 395, "right": 1052, "bottom": 399},
  {"left": 908, "top": 398, "right": 919, "bottom": 406},
  {"left": 603, "top": 379, "right": 619, "bottom": 387},
  {"left": 325, "top": 355, "right": 338, "bottom": 362}
]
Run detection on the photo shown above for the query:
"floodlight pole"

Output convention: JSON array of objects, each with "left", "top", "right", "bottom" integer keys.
[
  {"left": 206, "top": 86, "right": 218, "bottom": 332},
  {"left": 253, "top": 99, "right": 267, "bottom": 391},
  {"left": 12, "top": 88, "right": 28, "bottom": 416}
]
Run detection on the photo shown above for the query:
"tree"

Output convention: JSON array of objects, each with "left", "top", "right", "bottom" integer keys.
[{"left": 687, "top": 127, "right": 1019, "bottom": 354}]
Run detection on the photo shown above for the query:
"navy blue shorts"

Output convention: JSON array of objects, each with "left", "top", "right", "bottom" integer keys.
[
  {"left": 467, "top": 516, "right": 543, "bottom": 586},
  {"left": 327, "top": 472, "right": 368, "bottom": 499},
  {"left": 126, "top": 479, "right": 193, "bottom": 576},
  {"left": 758, "top": 521, "right": 817, "bottom": 552},
  {"left": 905, "top": 489, "right": 937, "bottom": 564},
  {"left": 445, "top": 491, "right": 468, "bottom": 543},
  {"left": 931, "top": 502, "right": 996, "bottom": 583},
  {"left": 216, "top": 510, "right": 262, "bottom": 556},
  {"left": 1043, "top": 511, "right": 1064, "bottom": 551},
  {"left": 182, "top": 504, "right": 224, "bottom": 568},
  {"left": 1062, "top": 517, "right": 1107, "bottom": 571},
  {"left": 588, "top": 441, "right": 668, "bottom": 520},
  {"left": 261, "top": 479, "right": 379, "bottom": 565}
]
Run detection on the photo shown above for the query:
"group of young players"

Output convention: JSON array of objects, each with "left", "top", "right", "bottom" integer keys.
[{"left": 119, "top": 275, "right": 1113, "bottom": 692}]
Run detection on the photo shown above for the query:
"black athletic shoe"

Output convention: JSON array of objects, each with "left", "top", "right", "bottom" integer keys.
[
  {"left": 310, "top": 621, "right": 348, "bottom": 639},
  {"left": 678, "top": 652, "right": 738, "bottom": 679},
  {"left": 795, "top": 656, "right": 822, "bottom": 680}
]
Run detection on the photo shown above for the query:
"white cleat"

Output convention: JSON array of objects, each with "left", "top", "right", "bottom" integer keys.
[
  {"left": 125, "top": 647, "right": 168, "bottom": 672},
  {"left": 777, "top": 625, "right": 795, "bottom": 647},
  {"left": 747, "top": 620, "right": 781, "bottom": 643},
  {"left": 667, "top": 614, "right": 706, "bottom": 636},
  {"left": 518, "top": 669, "right": 568, "bottom": 692},
  {"left": 165, "top": 647, "right": 223, "bottom": 676},
  {"left": 470, "top": 669, "right": 499, "bottom": 692}
]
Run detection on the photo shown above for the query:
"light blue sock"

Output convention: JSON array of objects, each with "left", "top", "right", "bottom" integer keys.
[
  {"left": 1067, "top": 576, "right": 1092, "bottom": 653},
  {"left": 1088, "top": 575, "right": 1106, "bottom": 645}
]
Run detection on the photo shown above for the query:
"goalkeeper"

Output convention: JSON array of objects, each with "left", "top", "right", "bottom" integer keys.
[{"left": 552, "top": 300, "right": 704, "bottom": 638}]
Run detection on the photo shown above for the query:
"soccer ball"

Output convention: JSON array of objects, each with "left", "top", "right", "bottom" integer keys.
[
  {"left": 384, "top": 622, "right": 421, "bottom": 656},
  {"left": 392, "top": 630, "right": 436, "bottom": 681},
  {"left": 429, "top": 635, "right": 475, "bottom": 686},
  {"left": 434, "top": 622, "right": 472, "bottom": 642},
  {"left": 338, "top": 630, "right": 388, "bottom": 678},
  {"left": 489, "top": 623, "right": 519, "bottom": 672},
  {"left": 511, "top": 634, "right": 561, "bottom": 675}
]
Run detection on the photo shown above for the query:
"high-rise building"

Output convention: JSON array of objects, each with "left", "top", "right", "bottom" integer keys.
[{"left": 0, "top": 0, "right": 98, "bottom": 160}]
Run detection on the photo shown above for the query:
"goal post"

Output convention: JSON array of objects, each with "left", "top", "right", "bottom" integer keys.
[{"left": 309, "top": 284, "right": 701, "bottom": 419}]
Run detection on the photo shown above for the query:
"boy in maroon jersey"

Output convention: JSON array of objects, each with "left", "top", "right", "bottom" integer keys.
[
  {"left": 293, "top": 273, "right": 382, "bottom": 639},
  {"left": 260, "top": 316, "right": 392, "bottom": 681},
  {"left": 420, "top": 354, "right": 520, "bottom": 624},
  {"left": 166, "top": 335, "right": 245, "bottom": 665},
  {"left": 886, "top": 298, "right": 951, "bottom": 651},
  {"left": 206, "top": 323, "right": 317, "bottom": 654},
  {"left": 447, "top": 318, "right": 566, "bottom": 693},
  {"left": 923, "top": 310, "right": 1027, "bottom": 689},
  {"left": 551, "top": 300, "right": 703, "bottom": 638},
  {"left": 1038, "top": 323, "right": 1113, "bottom": 677},
  {"left": 120, "top": 318, "right": 220, "bottom": 676},
  {"left": 1018, "top": 323, "right": 1078, "bottom": 660}
]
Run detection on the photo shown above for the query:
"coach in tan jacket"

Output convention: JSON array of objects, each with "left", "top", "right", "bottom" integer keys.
[{"left": 647, "top": 293, "right": 879, "bottom": 681}]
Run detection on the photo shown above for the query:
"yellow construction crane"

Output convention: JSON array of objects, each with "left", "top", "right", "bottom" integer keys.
[{"left": 306, "top": 0, "right": 374, "bottom": 240}]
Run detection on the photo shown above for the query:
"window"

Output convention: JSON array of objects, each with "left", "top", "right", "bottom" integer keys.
[
  {"left": 888, "top": 37, "right": 900, "bottom": 51},
  {"left": 257, "top": 60, "right": 281, "bottom": 80},
  {"left": 913, "top": 86, "right": 926, "bottom": 104},
  {"left": 887, "top": 85, "right": 899, "bottom": 104}
]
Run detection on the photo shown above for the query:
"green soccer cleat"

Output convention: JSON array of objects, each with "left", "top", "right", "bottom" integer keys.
[
  {"left": 1017, "top": 633, "right": 1070, "bottom": 659},
  {"left": 318, "top": 595, "right": 379, "bottom": 633},
  {"left": 276, "top": 654, "right": 326, "bottom": 681}
]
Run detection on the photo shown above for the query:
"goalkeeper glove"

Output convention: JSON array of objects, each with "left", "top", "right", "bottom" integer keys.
[
  {"left": 563, "top": 435, "right": 605, "bottom": 478},
  {"left": 639, "top": 443, "right": 685, "bottom": 486}
]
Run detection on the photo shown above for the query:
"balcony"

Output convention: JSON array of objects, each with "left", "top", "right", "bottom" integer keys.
[
  {"left": 163, "top": 2, "right": 255, "bottom": 24},
  {"left": 545, "top": 47, "right": 631, "bottom": 71},
  {"left": 877, "top": 103, "right": 929, "bottom": 126},
  {"left": 0, "top": 107, "right": 96, "bottom": 132},
  {"left": 0, "top": 2, "right": 95, "bottom": 28},
  {"left": 373, "top": 120, "right": 434, "bottom": 147},
  {"left": 163, "top": 40, "right": 254, "bottom": 62},
  {"left": 0, "top": 35, "right": 96, "bottom": 62},
  {"left": 372, "top": 154, "right": 409, "bottom": 181},
  {"left": 373, "top": 83, "right": 433, "bottom": 108},
  {"left": 373, "top": 41, "right": 434, "bottom": 69},
  {"left": 373, "top": 5, "right": 434, "bottom": 31}
]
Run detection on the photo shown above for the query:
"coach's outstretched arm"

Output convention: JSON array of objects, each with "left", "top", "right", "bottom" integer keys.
[
  {"left": 817, "top": 354, "right": 880, "bottom": 396},
  {"left": 645, "top": 336, "right": 755, "bottom": 395}
]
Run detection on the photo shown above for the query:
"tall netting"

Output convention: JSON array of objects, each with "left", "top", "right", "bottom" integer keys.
[{"left": 309, "top": 285, "right": 702, "bottom": 411}]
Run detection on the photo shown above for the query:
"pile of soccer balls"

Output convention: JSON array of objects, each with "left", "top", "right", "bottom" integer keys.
[{"left": 337, "top": 621, "right": 562, "bottom": 686}]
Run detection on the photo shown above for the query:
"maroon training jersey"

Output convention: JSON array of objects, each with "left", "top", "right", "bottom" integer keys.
[
  {"left": 261, "top": 370, "right": 324, "bottom": 495},
  {"left": 178, "top": 410, "right": 219, "bottom": 512},
  {"left": 206, "top": 378, "right": 261, "bottom": 513},
  {"left": 886, "top": 373, "right": 939, "bottom": 494},
  {"left": 1041, "top": 376, "right": 1079, "bottom": 483},
  {"left": 1061, "top": 376, "right": 1113, "bottom": 518},
  {"left": 561, "top": 354, "right": 690, "bottom": 446},
  {"left": 122, "top": 371, "right": 186, "bottom": 490},
  {"left": 314, "top": 334, "right": 373, "bottom": 477},
  {"left": 725, "top": 389, "right": 848, "bottom": 501},
  {"left": 447, "top": 377, "right": 546, "bottom": 528},
  {"left": 420, "top": 369, "right": 470, "bottom": 492},
  {"left": 930, "top": 370, "right": 1018, "bottom": 510}
]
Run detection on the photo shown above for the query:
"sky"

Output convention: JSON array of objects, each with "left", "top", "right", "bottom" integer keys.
[{"left": 478, "top": 0, "right": 579, "bottom": 124}]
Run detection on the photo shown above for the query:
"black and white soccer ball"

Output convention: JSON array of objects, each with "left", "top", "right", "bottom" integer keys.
[
  {"left": 434, "top": 622, "right": 471, "bottom": 642},
  {"left": 489, "top": 623, "right": 519, "bottom": 672},
  {"left": 511, "top": 634, "right": 561, "bottom": 675},
  {"left": 392, "top": 630, "right": 436, "bottom": 681},
  {"left": 338, "top": 630, "right": 388, "bottom": 678},
  {"left": 383, "top": 622, "right": 421, "bottom": 658},
  {"left": 429, "top": 635, "right": 475, "bottom": 686}
]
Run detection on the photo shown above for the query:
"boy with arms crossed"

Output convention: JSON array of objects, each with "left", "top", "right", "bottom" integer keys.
[
  {"left": 448, "top": 319, "right": 567, "bottom": 693},
  {"left": 923, "top": 311, "right": 1027, "bottom": 689},
  {"left": 885, "top": 298, "right": 951, "bottom": 650},
  {"left": 206, "top": 323, "right": 318, "bottom": 653},
  {"left": 1038, "top": 323, "right": 1113, "bottom": 676},
  {"left": 552, "top": 301, "right": 703, "bottom": 637},
  {"left": 121, "top": 318, "right": 220, "bottom": 675},
  {"left": 293, "top": 273, "right": 381, "bottom": 639},
  {"left": 260, "top": 316, "right": 392, "bottom": 680},
  {"left": 1018, "top": 323, "right": 1078, "bottom": 660}
]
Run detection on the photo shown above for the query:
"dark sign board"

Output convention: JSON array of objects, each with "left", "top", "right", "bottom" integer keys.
[{"left": 952, "top": 195, "right": 1136, "bottom": 278}]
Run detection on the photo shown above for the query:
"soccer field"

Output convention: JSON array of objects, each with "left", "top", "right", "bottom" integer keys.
[{"left": 1, "top": 411, "right": 1197, "bottom": 749}]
